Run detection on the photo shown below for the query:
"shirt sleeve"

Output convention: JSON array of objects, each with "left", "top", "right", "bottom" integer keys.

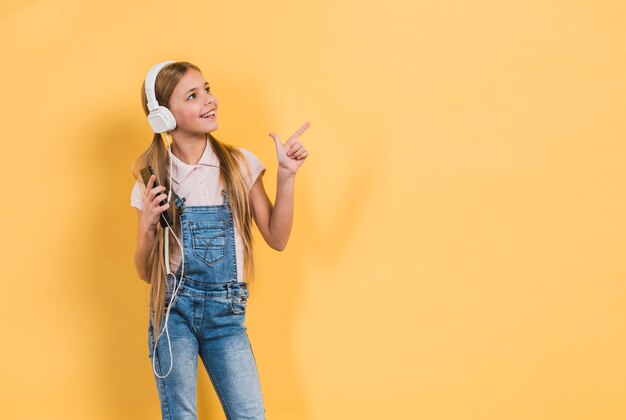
[
  {"left": 130, "top": 179, "right": 145, "bottom": 211},
  {"left": 238, "top": 147, "right": 266, "bottom": 192}
]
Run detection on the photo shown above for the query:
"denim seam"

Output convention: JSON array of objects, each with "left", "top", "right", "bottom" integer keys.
[{"left": 191, "top": 297, "right": 199, "bottom": 335}]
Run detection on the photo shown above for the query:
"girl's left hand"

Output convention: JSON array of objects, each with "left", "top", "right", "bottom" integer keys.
[{"left": 269, "top": 122, "right": 310, "bottom": 175}]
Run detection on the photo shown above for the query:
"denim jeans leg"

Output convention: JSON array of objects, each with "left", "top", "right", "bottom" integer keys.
[
  {"left": 199, "top": 328, "right": 265, "bottom": 420},
  {"left": 149, "top": 302, "right": 200, "bottom": 419}
]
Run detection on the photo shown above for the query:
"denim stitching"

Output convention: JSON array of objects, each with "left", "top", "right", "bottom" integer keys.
[
  {"left": 190, "top": 219, "right": 227, "bottom": 267},
  {"left": 191, "top": 297, "right": 199, "bottom": 335}
]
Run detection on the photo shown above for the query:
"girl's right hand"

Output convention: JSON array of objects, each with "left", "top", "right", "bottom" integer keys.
[{"left": 140, "top": 174, "right": 170, "bottom": 231}]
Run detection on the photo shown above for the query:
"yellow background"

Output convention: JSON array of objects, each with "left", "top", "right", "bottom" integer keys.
[{"left": 1, "top": 0, "right": 625, "bottom": 419}]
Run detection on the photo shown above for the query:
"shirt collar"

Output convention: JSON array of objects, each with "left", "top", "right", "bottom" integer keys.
[{"left": 170, "top": 137, "right": 220, "bottom": 183}]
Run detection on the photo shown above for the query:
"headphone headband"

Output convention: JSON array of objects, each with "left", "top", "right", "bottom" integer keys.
[{"left": 145, "top": 60, "right": 175, "bottom": 111}]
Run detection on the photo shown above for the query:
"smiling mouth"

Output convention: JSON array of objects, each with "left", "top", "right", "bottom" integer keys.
[{"left": 200, "top": 110, "right": 216, "bottom": 118}]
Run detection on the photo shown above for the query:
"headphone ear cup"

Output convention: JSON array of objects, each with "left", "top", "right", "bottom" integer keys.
[{"left": 148, "top": 106, "right": 177, "bottom": 133}]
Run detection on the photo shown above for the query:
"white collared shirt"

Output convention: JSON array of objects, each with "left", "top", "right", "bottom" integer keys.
[{"left": 130, "top": 138, "right": 265, "bottom": 281}]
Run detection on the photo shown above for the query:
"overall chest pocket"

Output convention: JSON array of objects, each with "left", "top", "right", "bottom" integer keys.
[{"left": 190, "top": 219, "right": 226, "bottom": 267}]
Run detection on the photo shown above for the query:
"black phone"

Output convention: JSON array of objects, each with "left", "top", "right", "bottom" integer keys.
[{"left": 139, "top": 165, "right": 174, "bottom": 228}]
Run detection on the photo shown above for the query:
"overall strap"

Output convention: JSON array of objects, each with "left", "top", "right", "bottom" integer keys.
[{"left": 172, "top": 190, "right": 186, "bottom": 212}]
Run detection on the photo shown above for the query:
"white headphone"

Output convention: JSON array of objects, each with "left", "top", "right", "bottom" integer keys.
[
  {"left": 144, "top": 60, "right": 185, "bottom": 379},
  {"left": 145, "top": 60, "right": 177, "bottom": 133}
]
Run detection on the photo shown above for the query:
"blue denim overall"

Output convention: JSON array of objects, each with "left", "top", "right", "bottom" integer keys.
[{"left": 148, "top": 189, "right": 266, "bottom": 420}]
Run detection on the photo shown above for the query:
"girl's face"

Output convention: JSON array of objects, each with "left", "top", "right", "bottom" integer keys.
[{"left": 168, "top": 69, "right": 219, "bottom": 135}]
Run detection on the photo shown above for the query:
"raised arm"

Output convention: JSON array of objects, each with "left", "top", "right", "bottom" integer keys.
[{"left": 249, "top": 122, "right": 310, "bottom": 251}]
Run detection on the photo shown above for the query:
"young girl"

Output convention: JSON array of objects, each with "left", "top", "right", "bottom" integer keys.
[{"left": 130, "top": 60, "right": 309, "bottom": 419}]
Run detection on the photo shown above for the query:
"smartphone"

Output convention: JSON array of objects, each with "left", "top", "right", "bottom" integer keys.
[{"left": 139, "top": 165, "right": 174, "bottom": 228}]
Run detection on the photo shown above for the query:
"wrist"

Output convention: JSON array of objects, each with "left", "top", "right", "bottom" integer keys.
[
  {"left": 139, "top": 221, "right": 157, "bottom": 238},
  {"left": 277, "top": 166, "right": 296, "bottom": 179}
]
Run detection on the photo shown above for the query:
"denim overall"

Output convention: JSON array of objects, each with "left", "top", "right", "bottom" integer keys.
[{"left": 148, "top": 189, "right": 266, "bottom": 420}]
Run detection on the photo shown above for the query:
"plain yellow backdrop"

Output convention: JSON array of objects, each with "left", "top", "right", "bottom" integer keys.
[{"left": 1, "top": 0, "right": 625, "bottom": 419}]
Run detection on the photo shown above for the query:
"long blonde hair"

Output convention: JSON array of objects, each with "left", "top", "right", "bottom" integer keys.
[{"left": 131, "top": 61, "right": 256, "bottom": 334}]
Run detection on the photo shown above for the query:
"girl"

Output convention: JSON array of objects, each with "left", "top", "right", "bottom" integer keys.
[{"left": 130, "top": 60, "right": 309, "bottom": 419}]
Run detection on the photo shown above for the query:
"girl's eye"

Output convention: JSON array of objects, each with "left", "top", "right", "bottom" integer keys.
[{"left": 187, "top": 87, "right": 211, "bottom": 100}]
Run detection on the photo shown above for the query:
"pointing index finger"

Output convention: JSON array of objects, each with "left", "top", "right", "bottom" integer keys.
[
  {"left": 288, "top": 121, "right": 311, "bottom": 145},
  {"left": 297, "top": 121, "right": 311, "bottom": 134}
]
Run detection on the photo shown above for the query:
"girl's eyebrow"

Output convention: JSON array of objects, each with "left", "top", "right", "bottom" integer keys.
[{"left": 184, "top": 82, "right": 210, "bottom": 96}]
